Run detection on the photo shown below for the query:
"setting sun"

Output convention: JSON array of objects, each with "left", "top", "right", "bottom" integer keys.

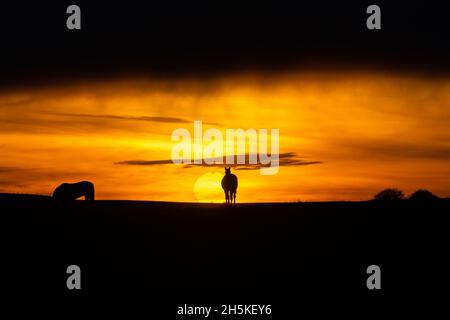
[{"left": 193, "top": 172, "right": 224, "bottom": 203}]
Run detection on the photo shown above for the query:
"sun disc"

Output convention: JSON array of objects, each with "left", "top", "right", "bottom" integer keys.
[{"left": 193, "top": 172, "right": 223, "bottom": 203}]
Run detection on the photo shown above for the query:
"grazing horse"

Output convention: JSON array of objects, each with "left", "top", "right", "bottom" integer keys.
[
  {"left": 53, "top": 181, "right": 95, "bottom": 201},
  {"left": 221, "top": 167, "right": 238, "bottom": 204}
]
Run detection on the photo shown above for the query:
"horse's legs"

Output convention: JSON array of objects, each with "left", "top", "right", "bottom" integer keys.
[
  {"left": 83, "top": 187, "right": 95, "bottom": 201},
  {"left": 233, "top": 191, "right": 236, "bottom": 204},
  {"left": 224, "top": 190, "right": 229, "bottom": 204}
]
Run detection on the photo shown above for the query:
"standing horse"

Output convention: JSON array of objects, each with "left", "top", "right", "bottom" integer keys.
[
  {"left": 221, "top": 167, "right": 238, "bottom": 204},
  {"left": 53, "top": 181, "right": 95, "bottom": 201}
]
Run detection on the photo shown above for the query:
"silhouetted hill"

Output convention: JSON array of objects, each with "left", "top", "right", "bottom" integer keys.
[
  {"left": 0, "top": 193, "right": 51, "bottom": 201},
  {"left": 0, "top": 195, "right": 449, "bottom": 299}
]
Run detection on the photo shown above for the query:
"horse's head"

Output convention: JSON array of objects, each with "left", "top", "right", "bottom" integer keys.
[{"left": 225, "top": 167, "right": 231, "bottom": 175}]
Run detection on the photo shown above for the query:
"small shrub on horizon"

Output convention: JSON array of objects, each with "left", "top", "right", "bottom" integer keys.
[
  {"left": 373, "top": 188, "right": 405, "bottom": 201},
  {"left": 409, "top": 189, "right": 440, "bottom": 202}
]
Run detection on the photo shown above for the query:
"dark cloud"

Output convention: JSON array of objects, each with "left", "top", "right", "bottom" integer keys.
[
  {"left": 0, "top": 98, "right": 34, "bottom": 108},
  {"left": 115, "top": 152, "right": 322, "bottom": 170},
  {"left": 0, "top": 2, "right": 449, "bottom": 90},
  {"left": 47, "top": 112, "right": 220, "bottom": 126},
  {"left": 115, "top": 159, "right": 175, "bottom": 166},
  {"left": 0, "top": 167, "right": 23, "bottom": 173},
  {"left": 335, "top": 139, "right": 450, "bottom": 161}
]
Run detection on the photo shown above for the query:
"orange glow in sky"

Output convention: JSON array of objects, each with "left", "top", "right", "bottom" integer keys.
[{"left": 1, "top": 71, "right": 450, "bottom": 202}]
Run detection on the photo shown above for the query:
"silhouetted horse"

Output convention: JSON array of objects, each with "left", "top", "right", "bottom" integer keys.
[
  {"left": 221, "top": 167, "right": 238, "bottom": 204},
  {"left": 53, "top": 181, "right": 95, "bottom": 201}
]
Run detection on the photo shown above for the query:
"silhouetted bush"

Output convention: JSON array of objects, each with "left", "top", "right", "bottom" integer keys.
[
  {"left": 374, "top": 188, "right": 405, "bottom": 201},
  {"left": 409, "top": 189, "right": 439, "bottom": 202}
]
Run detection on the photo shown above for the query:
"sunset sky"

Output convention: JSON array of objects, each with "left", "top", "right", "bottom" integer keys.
[
  {"left": 0, "top": 2, "right": 449, "bottom": 202},
  {"left": 1, "top": 71, "right": 449, "bottom": 202}
]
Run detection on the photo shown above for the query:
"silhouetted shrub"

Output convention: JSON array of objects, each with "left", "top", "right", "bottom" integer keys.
[
  {"left": 409, "top": 189, "right": 439, "bottom": 202},
  {"left": 374, "top": 188, "right": 405, "bottom": 201}
]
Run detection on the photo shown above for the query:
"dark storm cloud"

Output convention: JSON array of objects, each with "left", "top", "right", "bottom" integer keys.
[
  {"left": 0, "top": 2, "right": 449, "bottom": 90},
  {"left": 115, "top": 152, "right": 322, "bottom": 170}
]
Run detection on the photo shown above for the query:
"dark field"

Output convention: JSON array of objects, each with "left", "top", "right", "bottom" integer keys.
[{"left": 1, "top": 194, "right": 449, "bottom": 299}]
